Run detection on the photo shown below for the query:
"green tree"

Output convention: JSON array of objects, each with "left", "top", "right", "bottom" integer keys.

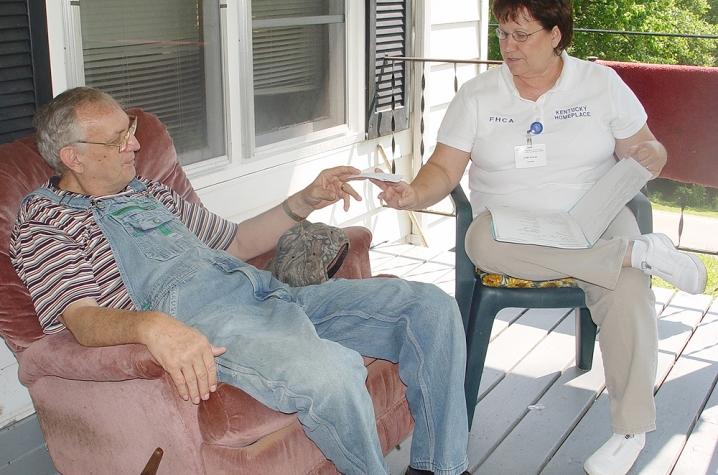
[
  {"left": 709, "top": 0, "right": 718, "bottom": 22},
  {"left": 572, "top": 0, "right": 717, "bottom": 65},
  {"left": 488, "top": 0, "right": 718, "bottom": 66}
]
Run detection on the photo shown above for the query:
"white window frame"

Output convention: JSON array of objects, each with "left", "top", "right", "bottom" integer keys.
[
  {"left": 59, "top": 0, "right": 227, "bottom": 168},
  {"left": 50, "top": 0, "right": 366, "bottom": 188}
]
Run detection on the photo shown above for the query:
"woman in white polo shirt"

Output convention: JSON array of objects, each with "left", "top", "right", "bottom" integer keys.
[{"left": 376, "top": 1, "right": 707, "bottom": 474}]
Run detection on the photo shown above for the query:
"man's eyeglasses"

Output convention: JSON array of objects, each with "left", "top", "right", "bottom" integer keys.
[
  {"left": 74, "top": 115, "right": 138, "bottom": 152},
  {"left": 495, "top": 27, "right": 545, "bottom": 43}
]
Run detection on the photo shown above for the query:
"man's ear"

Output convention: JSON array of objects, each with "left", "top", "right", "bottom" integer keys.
[{"left": 59, "top": 145, "right": 83, "bottom": 173}]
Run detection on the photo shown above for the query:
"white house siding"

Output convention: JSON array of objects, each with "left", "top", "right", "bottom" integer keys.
[
  {"left": 193, "top": 130, "right": 415, "bottom": 246},
  {"left": 409, "top": 0, "right": 488, "bottom": 246}
]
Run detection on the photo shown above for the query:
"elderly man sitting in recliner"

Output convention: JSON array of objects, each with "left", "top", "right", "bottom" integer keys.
[{"left": 10, "top": 87, "right": 471, "bottom": 475}]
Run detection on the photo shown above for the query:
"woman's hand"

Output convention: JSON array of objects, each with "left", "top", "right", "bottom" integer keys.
[
  {"left": 373, "top": 143, "right": 470, "bottom": 211},
  {"left": 625, "top": 140, "right": 666, "bottom": 178},
  {"left": 372, "top": 176, "right": 419, "bottom": 210},
  {"left": 615, "top": 124, "right": 667, "bottom": 178}
]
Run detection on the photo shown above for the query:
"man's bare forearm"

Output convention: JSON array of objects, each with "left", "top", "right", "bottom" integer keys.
[
  {"left": 60, "top": 298, "right": 166, "bottom": 348},
  {"left": 227, "top": 200, "right": 299, "bottom": 261}
]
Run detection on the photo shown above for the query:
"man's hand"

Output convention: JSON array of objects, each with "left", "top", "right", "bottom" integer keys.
[
  {"left": 142, "top": 315, "right": 226, "bottom": 404},
  {"left": 626, "top": 140, "right": 666, "bottom": 178},
  {"left": 289, "top": 166, "right": 363, "bottom": 217}
]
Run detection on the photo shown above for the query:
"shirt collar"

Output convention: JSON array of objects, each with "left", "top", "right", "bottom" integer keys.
[{"left": 499, "top": 50, "right": 574, "bottom": 98}]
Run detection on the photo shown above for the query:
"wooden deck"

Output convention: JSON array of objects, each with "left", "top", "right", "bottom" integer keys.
[{"left": 373, "top": 241, "right": 718, "bottom": 475}]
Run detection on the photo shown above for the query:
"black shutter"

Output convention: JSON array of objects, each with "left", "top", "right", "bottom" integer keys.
[
  {"left": 366, "top": 0, "right": 411, "bottom": 139},
  {"left": 0, "top": 0, "right": 51, "bottom": 144}
]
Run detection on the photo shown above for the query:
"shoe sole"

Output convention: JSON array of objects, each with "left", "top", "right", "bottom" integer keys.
[{"left": 686, "top": 252, "right": 708, "bottom": 294}]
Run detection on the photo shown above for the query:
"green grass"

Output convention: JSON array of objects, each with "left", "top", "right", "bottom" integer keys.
[
  {"left": 650, "top": 202, "right": 718, "bottom": 219},
  {"left": 652, "top": 252, "right": 718, "bottom": 297},
  {"left": 648, "top": 199, "right": 718, "bottom": 295}
]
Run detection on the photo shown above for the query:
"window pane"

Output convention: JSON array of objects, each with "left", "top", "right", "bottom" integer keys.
[
  {"left": 79, "top": 0, "right": 225, "bottom": 165},
  {"left": 251, "top": 0, "right": 346, "bottom": 147},
  {"left": 253, "top": 0, "right": 334, "bottom": 19}
]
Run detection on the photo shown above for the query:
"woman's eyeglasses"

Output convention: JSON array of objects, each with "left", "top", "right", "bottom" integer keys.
[{"left": 495, "top": 27, "right": 545, "bottom": 42}]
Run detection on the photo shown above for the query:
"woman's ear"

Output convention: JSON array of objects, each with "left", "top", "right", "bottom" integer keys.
[{"left": 551, "top": 26, "right": 562, "bottom": 50}]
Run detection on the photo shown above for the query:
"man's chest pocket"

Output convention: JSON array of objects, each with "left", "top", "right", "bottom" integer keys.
[{"left": 110, "top": 207, "right": 194, "bottom": 261}]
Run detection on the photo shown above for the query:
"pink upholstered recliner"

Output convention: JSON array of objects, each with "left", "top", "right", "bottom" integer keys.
[{"left": 0, "top": 109, "right": 413, "bottom": 474}]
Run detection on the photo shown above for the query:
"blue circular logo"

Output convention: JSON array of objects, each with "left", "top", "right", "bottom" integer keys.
[{"left": 529, "top": 121, "right": 543, "bottom": 135}]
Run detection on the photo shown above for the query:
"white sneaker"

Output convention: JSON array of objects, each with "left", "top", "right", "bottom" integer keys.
[
  {"left": 634, "top": 233, "right": 707, "bottom": 294},
  {"left": 584, "top": 433, "right": 646, "bottom": 475}
]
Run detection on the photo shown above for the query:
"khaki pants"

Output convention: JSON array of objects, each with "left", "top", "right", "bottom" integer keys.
[{"left": 465, "top": 207, "right": 657, "bottom": 434}]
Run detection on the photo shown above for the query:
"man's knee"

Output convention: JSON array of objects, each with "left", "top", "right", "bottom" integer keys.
[{"left": 300, "top": 344, "right": 368, "bottom": 396}]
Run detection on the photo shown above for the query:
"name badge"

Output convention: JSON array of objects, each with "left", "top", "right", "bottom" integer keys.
[{"left": 514, "top": 144, "right": 547, "bottom": 168}]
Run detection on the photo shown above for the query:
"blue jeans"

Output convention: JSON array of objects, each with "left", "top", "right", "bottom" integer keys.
[{"left": 34, "top": 180, "right": 469, "bottom": 474}]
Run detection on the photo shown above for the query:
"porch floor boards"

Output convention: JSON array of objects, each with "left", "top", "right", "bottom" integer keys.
[{"left": 373, "top": 241, "right": 718, "bottom": 475}]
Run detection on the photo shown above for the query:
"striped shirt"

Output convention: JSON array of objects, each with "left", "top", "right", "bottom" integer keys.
[{"left": 10, "top": 177, "right": 238, "bottom": 334}]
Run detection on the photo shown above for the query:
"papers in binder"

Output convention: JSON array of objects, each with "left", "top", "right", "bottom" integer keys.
[{"left": 487, "top": 158, "right": 653, "bottom": 249}]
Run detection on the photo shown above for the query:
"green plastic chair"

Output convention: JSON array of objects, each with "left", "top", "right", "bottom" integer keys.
[{"left": 450, "top": 186, "right": 653, "bottom": 428}]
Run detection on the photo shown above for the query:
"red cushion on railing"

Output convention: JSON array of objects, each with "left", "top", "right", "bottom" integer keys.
[{"left": 599, "top": 60, "right": 718, "bottom": 189}]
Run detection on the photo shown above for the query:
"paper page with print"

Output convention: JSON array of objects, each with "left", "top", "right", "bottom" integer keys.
[
  {"left": 488, "top": 206, "right": 591, "bottom": 248},
  {"left": 488, "top": 158, "right": 652, "bottom": 249},
  {"left": 569, "top": 158, "right": 652, "bottom": 246}
]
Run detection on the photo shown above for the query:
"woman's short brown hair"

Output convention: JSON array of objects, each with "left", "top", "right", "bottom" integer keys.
[{"left": 492, "top": 0, "right": 573, "bottom": 54}]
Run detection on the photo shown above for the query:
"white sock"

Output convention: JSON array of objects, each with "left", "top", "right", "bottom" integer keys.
[{"left": 630, "top": 239, "right": 648, "bottom": 269}]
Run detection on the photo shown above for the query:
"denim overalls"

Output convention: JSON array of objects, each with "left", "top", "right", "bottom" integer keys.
[{"left": 32, "top": 179, "right": 469, "bottom": 475}]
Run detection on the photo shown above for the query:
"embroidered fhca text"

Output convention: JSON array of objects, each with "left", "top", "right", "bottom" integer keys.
[{"left": 488, "top": 116, "right": 515, "bottom": 123}]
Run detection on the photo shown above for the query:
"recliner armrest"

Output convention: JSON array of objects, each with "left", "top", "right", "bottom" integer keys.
[
  {"left": 18, "top": 330, "right": 164, "bottom": 386},
  {"left": 198, "top": 382, "right": 297, "bottom": 447},
  {"left": 16, "top": 226, "right": 375, "bottom": 387}
]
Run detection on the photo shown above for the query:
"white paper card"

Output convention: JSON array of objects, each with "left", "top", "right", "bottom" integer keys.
[
  {"left": 348, "top": 172, "right": 405, "bottom": 183},
  {"left": 488, "top": 158, "right": 652, "bottom": 249}
]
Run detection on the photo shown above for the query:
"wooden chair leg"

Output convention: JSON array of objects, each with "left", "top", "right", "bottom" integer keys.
[{"left": 140, "top": 447, "right": 164, "bottom": 475}]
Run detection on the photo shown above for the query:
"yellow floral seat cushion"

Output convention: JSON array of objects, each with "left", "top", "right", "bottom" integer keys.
[{"left": 477, "top": 269, "right": 577, "bottom": 288}]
